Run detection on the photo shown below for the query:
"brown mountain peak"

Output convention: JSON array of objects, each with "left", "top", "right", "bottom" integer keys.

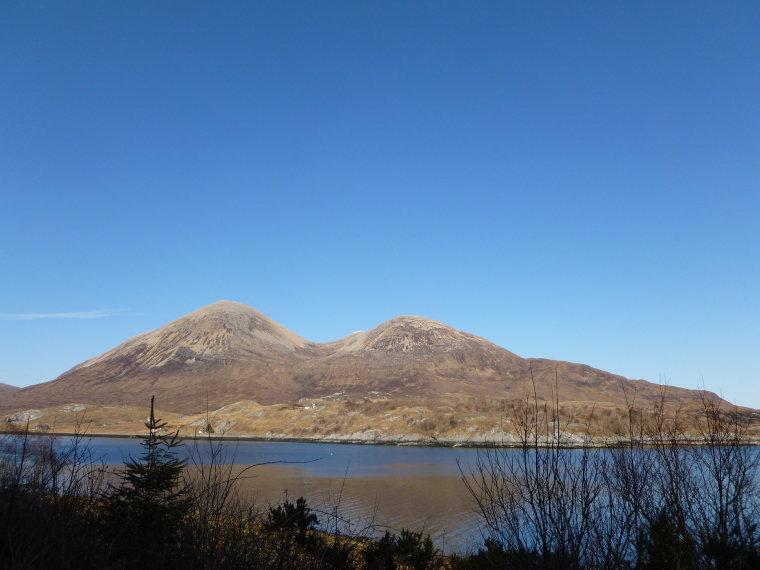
[
  {"left": 178, "top": 300, "right": 308, "bottom": 347},
  {"left": 381, "top": 314, "right": 450, "bottom": 328},
  {"left": 350, "top": 315, "right": 486, "bottom": 354},
  {"left": 194, "top": 299, "right": 255, "bottom": 312},
  {"left": 65, "top": 300, "right": 306, "bottom": 376}
]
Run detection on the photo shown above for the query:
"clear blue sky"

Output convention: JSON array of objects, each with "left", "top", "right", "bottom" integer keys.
[{"left": 2, "top": 2, "right": 758, "bottom": 405}]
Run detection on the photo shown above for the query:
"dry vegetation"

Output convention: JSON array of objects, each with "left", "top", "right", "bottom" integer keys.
[
  {"left": 2, "top": 391, "right": 760, "bottom": 569},
  {"left": 458, "top": 392, "right": 760, "bottom": 569},
  {"left": 5, "top": 389, "right": 759, "bottom": 445}
]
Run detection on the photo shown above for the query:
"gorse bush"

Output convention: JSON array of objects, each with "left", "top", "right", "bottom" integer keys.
[
  {"left": 265, "top": 495, "right": 319, "bottom": 534},
  {"left": 364, "top": 528, "right": 438, "bottom": 570},
  {"left": 638, "top": 503, "right": 699, "bottom": 570}
]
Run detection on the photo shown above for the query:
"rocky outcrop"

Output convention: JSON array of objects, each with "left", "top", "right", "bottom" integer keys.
[{"left": 6, "top": 409, "right": 43, "bottom": 423}]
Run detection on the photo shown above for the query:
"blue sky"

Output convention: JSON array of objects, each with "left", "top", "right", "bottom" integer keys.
[{"left": 2, "top": 2, "right": 759, "bottom": 405}]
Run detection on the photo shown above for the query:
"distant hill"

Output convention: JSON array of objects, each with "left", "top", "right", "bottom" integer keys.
[
  {"left": 0, "top": 300, "right": 721, "bottom": 415},
  {"left": 0, "top": 383, "right": 19, "bottom": 393}
]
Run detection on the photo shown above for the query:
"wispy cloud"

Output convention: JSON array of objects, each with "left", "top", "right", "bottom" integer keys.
[{"left": 0, "top": 309, "right": 132, "bottom": 320}]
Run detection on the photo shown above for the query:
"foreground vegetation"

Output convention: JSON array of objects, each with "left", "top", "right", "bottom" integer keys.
[{"left": 1, "top": 392, "right": 759, "bottom": 569}]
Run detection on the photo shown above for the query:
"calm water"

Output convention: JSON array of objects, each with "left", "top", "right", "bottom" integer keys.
[
  {"left": 35, "top": 437, "right": 760, "bottom": 553},
  {"left": 79, "top": 437, "right": 480, "bottom": 476},
  {"left": 67, "top": 437, "right": 487, "bottom": 552}
]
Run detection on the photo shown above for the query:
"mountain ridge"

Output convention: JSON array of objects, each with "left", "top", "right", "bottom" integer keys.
[{"left": 0, "top": 301, "right": 723, "bottom": 414}]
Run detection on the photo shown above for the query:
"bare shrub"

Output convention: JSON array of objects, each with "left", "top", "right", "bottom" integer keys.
[
  {"left": 0, "top": 420, "right": 107, "bottom": 568},
  {"left": 459, "top": 377, "right": 760, "bottom": 570},
  {"left": 459, "top": 373, "right": 603, "bottom": 569}
]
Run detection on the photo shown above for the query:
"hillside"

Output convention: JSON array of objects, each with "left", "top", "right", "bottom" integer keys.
[{"left": 0, "top": 301, "right": 722, "bottom": 419}]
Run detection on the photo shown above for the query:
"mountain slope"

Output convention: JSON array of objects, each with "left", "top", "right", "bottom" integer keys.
[
  {"left": 294, "top": 315, "right": 526, "bottom": 398},
  {"left": 1, "top": 301, "right": 309, "bottom": 412},
  {"left": 0, "top": 301, "right": 717, "bottom": 414}
]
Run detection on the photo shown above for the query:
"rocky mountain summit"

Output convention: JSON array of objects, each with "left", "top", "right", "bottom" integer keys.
[{"left": 0, "top": 301, "right": 714, "bottom": 415}]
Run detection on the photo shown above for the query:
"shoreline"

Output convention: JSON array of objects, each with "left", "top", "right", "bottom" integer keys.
[{"left": 4, "top": 429, "right": 760, "bottom": 449}]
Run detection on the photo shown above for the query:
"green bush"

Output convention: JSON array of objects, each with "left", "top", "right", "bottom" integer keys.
[
  {"left": 365, "top": 528, "right": 439, "bottom": 570},
  {"left": 265, "top": 495, "right": 319, "bottom": 535}
]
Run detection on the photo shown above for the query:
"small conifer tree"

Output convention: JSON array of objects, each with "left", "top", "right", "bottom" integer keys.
[{"left": 104, "top": 396, "right": 191, "bottom": 563}]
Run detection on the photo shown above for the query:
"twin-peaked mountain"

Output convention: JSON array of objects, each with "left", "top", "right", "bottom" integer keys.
[{"left": 1, "top": 301, "right": 708, "bottom": 414}]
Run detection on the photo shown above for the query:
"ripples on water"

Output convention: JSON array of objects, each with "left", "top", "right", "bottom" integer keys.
[
  {"left": 63, "top": 437, "right": 487, "bottom": 551},
  {"left": 43, "top": 436, "right": 760, "bottom": 553}
]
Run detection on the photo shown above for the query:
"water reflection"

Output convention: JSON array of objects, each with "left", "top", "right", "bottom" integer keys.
[{"left": 66, "top": 437, "right": 486, "bottom": 551}]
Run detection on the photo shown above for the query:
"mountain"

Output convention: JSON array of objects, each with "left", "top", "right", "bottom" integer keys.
[
  {"left": 0, "top": 300, "right": 714, "bottom": 415},
  {"left": 295, "top": 315, "right": 701, "bottom": 407},
  {"left": 293, "top": 315, "right": 525, "bottom": 398},
  {"left": 1, "top": 301, "right": 308, "bottom": 412},
  {"left": 0, "top": 383, "right": 19, "bottom": 393}
]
